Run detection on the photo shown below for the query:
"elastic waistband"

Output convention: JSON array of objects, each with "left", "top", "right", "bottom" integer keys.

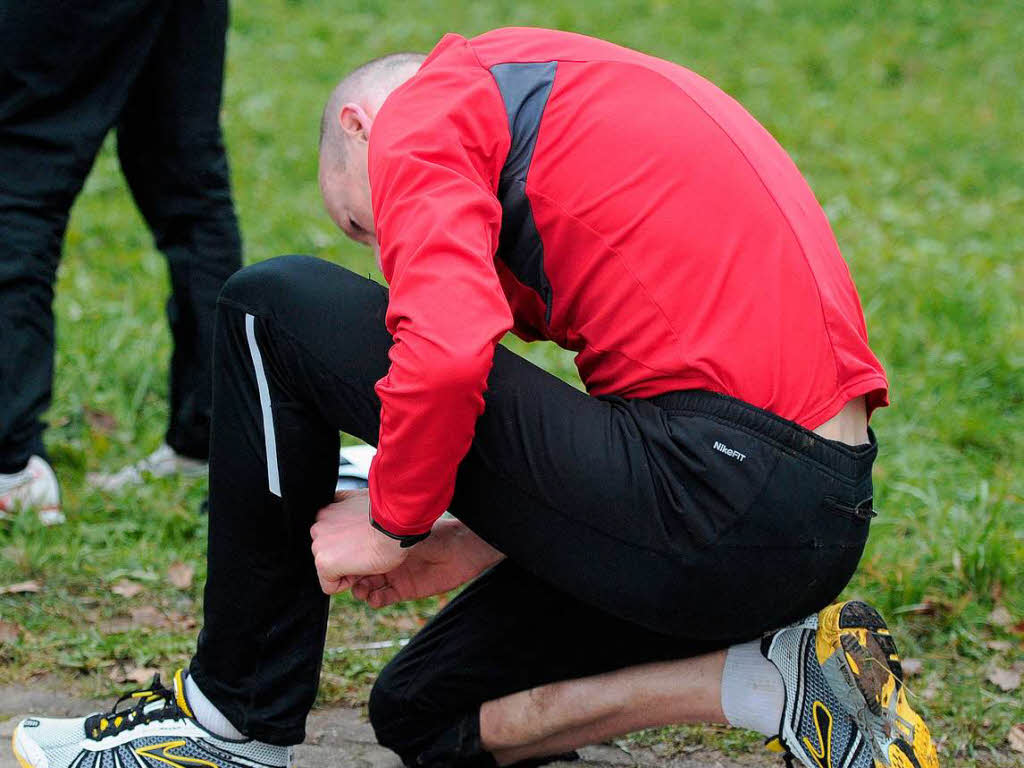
[{"left": 648, "top": 390, "right": 877, "bottom": 479}]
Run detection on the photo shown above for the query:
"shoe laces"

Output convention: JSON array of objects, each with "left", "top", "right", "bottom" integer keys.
[{"left": 85, "top": 674, "right": 185, "bottom": 740}]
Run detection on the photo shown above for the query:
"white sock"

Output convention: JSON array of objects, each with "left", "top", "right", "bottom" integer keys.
[
  {"left": 720, "top": 640, "right": 785, "bottom": 736},
  {"left": 184, "top": 673, "right": 246, "bottom": 740}
]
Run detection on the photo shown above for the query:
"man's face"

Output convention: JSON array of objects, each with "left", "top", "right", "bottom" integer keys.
[{"left": 319, "top": 141, "right": 380, "bottom": 266}]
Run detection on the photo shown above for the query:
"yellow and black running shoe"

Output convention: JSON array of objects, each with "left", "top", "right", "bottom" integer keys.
[
  {"left": 815, "top": 601, "right": 939, "bottom": 768},
  {"left": 764, "top": 613, "right": 875, "bottom": 768}
]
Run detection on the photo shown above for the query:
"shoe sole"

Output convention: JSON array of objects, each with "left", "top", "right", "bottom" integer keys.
[
  {"left": 816, "top": 601, "right": 938, "bottom": 768},
  {"left": 12, "top": 726, "right": 35, "bottom": 768}
]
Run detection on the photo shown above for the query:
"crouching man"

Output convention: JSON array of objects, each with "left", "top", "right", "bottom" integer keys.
[{"left": 13, "top": 27, "right": 937, "bottom": 768}]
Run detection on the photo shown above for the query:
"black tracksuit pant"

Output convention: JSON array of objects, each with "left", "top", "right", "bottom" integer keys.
[
  {"left": 189, "top": 255, "right": 878, "bottom": 767},
  {"left": 0, "top": 0, "right": 241, "bottom": 471}
]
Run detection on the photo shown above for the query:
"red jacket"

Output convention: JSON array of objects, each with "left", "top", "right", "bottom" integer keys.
[{"left": 368, "top": 27, "right": 888, "bottom": 537}]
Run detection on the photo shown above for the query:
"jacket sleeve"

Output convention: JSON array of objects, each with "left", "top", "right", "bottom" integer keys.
[{"left": 367, "top": 42, "right": 513, "bottom": 538}]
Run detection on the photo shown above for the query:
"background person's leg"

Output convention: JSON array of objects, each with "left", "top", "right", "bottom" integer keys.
[
  {"left": 0, "top": 0, "right": 170, "bottom": 472},
  {"left": 117, "top": 0, "right": 242, "bottom": 461}
]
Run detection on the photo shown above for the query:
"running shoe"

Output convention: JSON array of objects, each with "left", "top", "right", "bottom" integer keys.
[
  {"left": 336, "top": 444, "right": 375, "bottom": 491},
  {"left": 763, "top": 602, "right": 938, "bottom": 768},
  {"left": 87, "top": 443, "right": 207, "bottom": 492},
  {"left": 0, "top": 455, "right": 64, "bottom": 526},
  {"left": 816, "top": 601, "right": 938, "bottom": 768},
  {"left": 11, "top": 669, "right": 290, "bottom": 768},
  {"left": 89, "top": 443, "right": 374, "bottom": 493}
]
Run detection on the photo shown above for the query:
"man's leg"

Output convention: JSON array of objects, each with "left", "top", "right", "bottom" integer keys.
[
  {"left": 0, "top": 0, "right": 171, "bottom": 472},
  {"left": 187, "top": 255, "right": 869, "bottom": 752},
  {"left": 482, "top": 652, "right": 727, "bottom": 766},
  {"left": 367, "top": 559, "right": 729, "bottom": 767},
  {"left": 370, "top": 389, "right": 873, "bottom": 764},
  {"left": 189, "top": 257, "right": 391, "bottom": 744},
  {"left": 187, "top": 255, "right": 731, "bottom": 746},
  {"left": 117, "top": 0, "right": 242, "bottom": 461}
]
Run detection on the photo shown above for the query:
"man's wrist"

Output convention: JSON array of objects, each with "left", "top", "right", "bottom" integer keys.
[{"left": 368, "top": 514, "right": 431, "bottom": 548}]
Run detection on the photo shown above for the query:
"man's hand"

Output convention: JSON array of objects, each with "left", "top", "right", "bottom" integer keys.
[
  {"left": 351, "top": 518, "right": 505, "bottom": 608},
  {"left": 310, "top": 490, "right": 409, "bottom": 595}
]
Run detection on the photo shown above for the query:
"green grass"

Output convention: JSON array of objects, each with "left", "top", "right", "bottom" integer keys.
[{"left": 1, "top": 0, "right": 1022, "bottom": 765}]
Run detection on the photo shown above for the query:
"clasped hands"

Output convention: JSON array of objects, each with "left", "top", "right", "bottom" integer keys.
[{"left": 310, "top": 489, "right": 504, "bottom": 607}]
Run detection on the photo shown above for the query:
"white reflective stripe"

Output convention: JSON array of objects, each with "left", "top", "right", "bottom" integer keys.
[{"left": 245, "top": 313, "right": 281, "bottom": 497}]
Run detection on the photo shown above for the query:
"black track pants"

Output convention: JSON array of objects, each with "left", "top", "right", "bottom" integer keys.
[
  {"left": 189, "top": 256, "right": 877, "bottom": 765},
  {"left": 0, "top": 0, "right": 241, "bottom": 470}
]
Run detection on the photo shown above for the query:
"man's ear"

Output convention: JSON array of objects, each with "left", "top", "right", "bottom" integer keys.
[{"left": 338, "top": 103, "right": 372, "bottom": 143}]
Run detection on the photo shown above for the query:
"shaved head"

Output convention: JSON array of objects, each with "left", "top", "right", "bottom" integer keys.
[
  {"left": 319, "top": 52, "right": 425, "bottom": 165},
  {"left": 317, "top": 52, "right": 425, "bottom": 261}
]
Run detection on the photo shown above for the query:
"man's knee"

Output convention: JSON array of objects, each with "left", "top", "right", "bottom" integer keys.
[
  {"left": 218, "top": 255, "right": 388, "bottom": 357},
  {"left": 217, "top": 254, "right": 321, "bottom": 311},
  {"left": 367, "top": 665, "right": 415, "bottom": 754}
]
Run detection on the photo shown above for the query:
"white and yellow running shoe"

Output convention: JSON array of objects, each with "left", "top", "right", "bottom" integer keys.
[
  {"left": 815, "top": 601, "right": 939, "bottom": 768},
  {"left": 11, "top": 670, "right": 290, "bottom": 768},
  {"left": 763, "top": 602, "right": 938, "bottom": 768}
]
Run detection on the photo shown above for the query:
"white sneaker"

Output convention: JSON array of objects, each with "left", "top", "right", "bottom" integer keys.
[
  {"left": 12, "top": 669, "right": 291, "bottom": 768},
  {"left": 0, "top": 455, "right": 64, "bottom": 526},
  {"left": 87, "top": 443, "right": 208, "bottom": 492},
  {"left": 336, "top": 444, "right": 375, "bottom": 491},
  {"left": 89, "top": 443, "right": 371, "bottom": 493}
]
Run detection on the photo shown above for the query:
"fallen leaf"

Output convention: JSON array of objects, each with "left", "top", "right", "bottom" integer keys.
[
  {"left": 897, "top": 601, "right": 938, "bottom": 616},
  {"left": 0, "top": 580, "right": 41, "bottom": 594},
  {"left": 112, "top": 580, "right": 144, "bottom": 599},
  {"left": 380, "top": 613, "right": 424, "bottom": 633},
  {"left": 106, "top": 662, "right": 157, "bottom": 684},
  {"left": 901, "top": 658, "right": 924, "bottom": 677},
  {"left": 167, "top": 562, "right": 194, "bottom": 590},
  {"left": 166, "top": 611, "right": 197, "bottom": 630},
  {"left": 83, "top": 406, "right": 119, "bottom": 434},
  {"left": 988, "top": 606, "right": 1013, "bottom": 627},
  {"left": 98, "top": 613, "right": 138, "bottom": 633},
  {"left": 1008, "top": 724, "right": 1024, "bottom": 754},
  {"left": 1012, "top": 620, "right": 1024, "bottom": 636},
  {"left": 0, "top": 619, "right": 22, "bottom": 643},
  {"left": 987, "top": 665, "right": 1021, "bottom": 692},
  {"left": 986, "top": 640, "right": 1013, "bottom": 652},
  {"left": 124, "top": 666, "right": 159, "bottom": 685},
  {"left": 130, "top": 606, "right": 168, "bottom": 628}
]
